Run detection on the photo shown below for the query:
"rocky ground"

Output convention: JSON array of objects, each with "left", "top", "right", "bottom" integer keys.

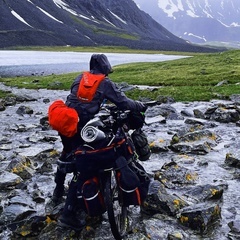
[{"left": 0, "top": 82, "right": 240, "bottom": 240}]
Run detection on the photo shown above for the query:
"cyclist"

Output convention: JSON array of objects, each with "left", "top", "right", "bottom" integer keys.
[{"left": 55, "top": 54, "right": 147, "bottom": 230}]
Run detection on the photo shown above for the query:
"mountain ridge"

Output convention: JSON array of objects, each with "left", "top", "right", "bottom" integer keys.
[
  {"left": 0, "top": 0, "right": 223, "bottom": 52},
  {"left": 133, "top": 0, "right": 240, "bottom": 46}
]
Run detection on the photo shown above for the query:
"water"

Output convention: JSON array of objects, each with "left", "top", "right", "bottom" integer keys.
[{"left": 0, "top": 50, "right": 189, "bottom": 77}]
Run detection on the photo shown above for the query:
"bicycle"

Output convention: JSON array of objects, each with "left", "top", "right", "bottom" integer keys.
[{"left": 73, "top": 106, "right": 150, "bottom": 239}]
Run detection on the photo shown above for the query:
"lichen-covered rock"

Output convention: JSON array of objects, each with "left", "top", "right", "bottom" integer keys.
[
  {"left": 225, "top": 153, "right": 240, "bottom": 168},
  {"left": 178, "top": 203, "right": 221, "bottom": 233},
  {"left": 0, "top": 204, "right": 36, "bottom": 223},
  {"left": 16, "top": 105, "right": 34, "bottom": 115},
  {"left": 7, "top": 155, "right": 35, "bottom": 180},
  {"left": 0, "top": 171, "right": 23, "bottom": 189},
  {"left": 154, "top": 161, "right": 198, "bottom": 189},
  {"left": 170, "top": 130, "right": 218, "bottom": 155},
  {"left": 205, "top": 104, "right": 240, "bottom": 123},
  {"left": 182, "top": 184, "right": 225, "bottom": 203},
  {"left": 228, "top": 220, "right": 240, "bottom": 239},
  {"left": 142, "top": 181, "right": 188, "bottom": 216}
]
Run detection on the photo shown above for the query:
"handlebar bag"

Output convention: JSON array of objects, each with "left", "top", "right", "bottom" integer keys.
[
  {"left": 82, "top": 177, "right": 106, "bottom": 217},
  {"left": 131, "top": 128, "right": 151, "bottom": 161}
]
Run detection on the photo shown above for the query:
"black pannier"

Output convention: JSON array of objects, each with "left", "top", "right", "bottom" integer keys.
[
  {"left": 82, "top": 177, "right": 106, "bottom": 216},
  {"left": 116, "top": 156, "right": 150, "bottom": 206}
]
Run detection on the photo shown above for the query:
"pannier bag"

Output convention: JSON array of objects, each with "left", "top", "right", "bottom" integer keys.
[
  {"left": 129, "top": 161, "right": 151, "bottom": 203},
  {"left": 82, "top": 177, "right": 106, "bottom": 217},
  {"left": 116, "top": 156, "right": 142, "bottom": 206},
  {"left": 131, "top": 128, "right": 151, "bottom": 161},
  {"left": 48, "top": 100, "right": 79, "bottom": 137}
]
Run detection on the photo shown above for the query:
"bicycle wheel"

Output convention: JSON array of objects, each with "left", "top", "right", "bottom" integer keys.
[{"left": 104, "top": 171, "right": 128, "bottom": 240}]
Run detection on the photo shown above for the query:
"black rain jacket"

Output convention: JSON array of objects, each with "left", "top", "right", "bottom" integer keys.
[{"left": 66, "top": 54, "right": 145, "bottom": 128}]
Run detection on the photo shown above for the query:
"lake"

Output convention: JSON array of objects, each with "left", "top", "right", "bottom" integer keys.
[{"left": 0, "top": 50, "right": 189, "bottom": 77}]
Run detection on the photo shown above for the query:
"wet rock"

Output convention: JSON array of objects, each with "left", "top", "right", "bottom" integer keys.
[
  {"left": 36, "top": 160, "right": 54, "bottom": 174},
  {"left": 167, "top": 231, "right": 185, "bottom": 240},
  {"left": 236, "top": 120, "right": 240, "bottom": 127},
  {"left": 0, "top": 136, "right": 12, "bottom": 144},
  {"left": 228, "top": 220, "right": 240, "bottom": 239},
  {"left": 16, "top": 105, "right": 34, "bottom": 115},
  {"left": 142, "top": 181, "right": 188, "bottom": 216},
  {"left": 9, "top": 193, "right": 35, "bottom": 208},
  {"left": 193, "top": 109, "right": 205, "bottom": 119},
  {"left": 43, "top": 98, "right": 50, "bottom": 103},
  {"left": 180, "top": 109, "right": 193, "bottom": 117},
  {"left": 9, "top": 216, "right": 53, "bottom": 239},
  {"left": 2, "top": 96, "right": 17, "bottom": 106},
  {"left": 229, "top": 94, "right": 240, "bottom": 104},
  {"left": 0, "top": 204, "right": 36, "bottom": 223},
  {"left": 154, "top": 161, "right": 198, "bottom": 189},
  {"left": 184, "top": 118, "right": 205, "bottom": 125},
  {"left": 40, "top": 115, "right": 49, "bottom": 125},
  {"left": 156, "top": 96, "right": 175, "bottom": 104},
  {"left": 147, "top": 104, "right": 179, "bottom": 118},
  {"left": 170, "top": 129, "right": 218, "bottom": 155},
  {"left": 143, "top": 214, "right": 189, "bottom": 240},
  {"left": 16, "top": 94, "right": 37, "bottom": 102},
  {"left": 182, "top": 184, "right": 225, "bottom": 203},
  {"left": 178, "top": 203, "right": 221, "bottom": 233},
  {"left": 171, "top": 154, "right": 195, "bottom": 165},
  {"left": 0, "top": 171, "right": 23, "bottom": 189},
  {"left": 31, "top": 190, "right": 46, "bottom": 203},
  {"left": 10, "top": 123, "right": 37, "bottom": 133},
  {"left": 0, "top": 102, "right": 5, "bottom": 111},
  {"left": 225, "top": 153, "right": 240, "bottom": 168},
  {"left": 205, "top": 104, "right": 240, "bottom": 123},
  {"left": 117, "top": 82, "right": 136, "bottom": 92},
  {"left": 145, "top": 115, "right": 166, "bottom": 125},
  {"left": 149, "top": 139, "right": 169, "bottom": 153},
  {"left": 6, "top": 155, "right": 35, "bottom": 180}
]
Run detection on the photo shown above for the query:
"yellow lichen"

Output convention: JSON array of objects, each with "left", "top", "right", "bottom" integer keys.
[
  {"left": 173, "top": 199, "right": 180, "bottom": 206},
  {"left": 20, "top": 226, "right": 30, "bottom": 237},
  {"left": 45, "top": 216, "right": 56, "bottom": 224},
  {"left": 86, "top": 225, "right": 92, "bottom": 231},
  {"left": 210, "top": 188, "right": 218, "bottom": 196},
  {"left": 208, "top": 134, "right": 217, "bottom": 141},
  {"left": 50, "top": 149, "right": 59, "bottom": 156},
  {"left": 180, "top": 215, "right": 188, "bottom": 223},
  {"left": 160, "top": 178, "right": 167, "bottom": 183},
  {"left": 149, "top": 142, "right": 156, "bottom": 147},
  {"left": 174, "top": 232, "right": 183, "bottom": 238},
  {"left": 185, "top": 173, "right": 198, "bottom": 181}
]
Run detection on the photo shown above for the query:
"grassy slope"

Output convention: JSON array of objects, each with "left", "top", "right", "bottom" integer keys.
[{"left": 0, "top": 48, "right": 239, "bottom": 102}]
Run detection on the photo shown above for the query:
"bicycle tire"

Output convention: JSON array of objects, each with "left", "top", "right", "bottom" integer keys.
[{"left": 104, "top": 172, "right": 128, "bottom": 240}]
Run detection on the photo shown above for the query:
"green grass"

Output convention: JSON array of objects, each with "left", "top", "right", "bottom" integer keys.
[{"left": 0, "top": 48, "right": 240, "bottom": 102}]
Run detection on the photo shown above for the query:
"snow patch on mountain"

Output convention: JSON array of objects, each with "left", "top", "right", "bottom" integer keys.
[
  {"left": 108, "top": 9, "right": 127, "bottom": 24},
  {"left": 133, "top": 0, "right": 240, "bottom": 45},
  {"left": 36, "top": 6, "right": 63, "bottom": 23},
  {"left": 11, "top": 10, "right": 33, "bottom": 28}
]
